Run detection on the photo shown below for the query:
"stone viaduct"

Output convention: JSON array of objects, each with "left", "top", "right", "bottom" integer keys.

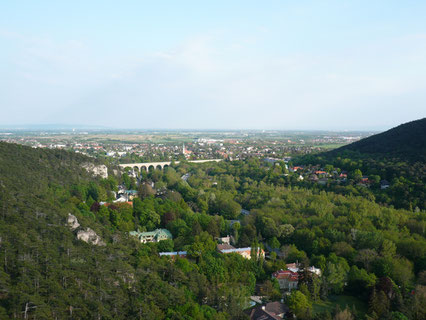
[{"left": 119, "top": 159, "right": 222, "bottom": 172}]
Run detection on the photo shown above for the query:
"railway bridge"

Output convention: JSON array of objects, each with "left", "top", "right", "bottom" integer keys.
[{"left": 119, "top": 159, "right": 222, "bottom": 172}]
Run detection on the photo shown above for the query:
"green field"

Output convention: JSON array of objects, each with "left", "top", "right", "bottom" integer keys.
[
  {"left": 313, "top": 295, "right": 368, "bottom": 319},
  {"left": 310, "top": 143, "right": 347, "bottom": 149}
]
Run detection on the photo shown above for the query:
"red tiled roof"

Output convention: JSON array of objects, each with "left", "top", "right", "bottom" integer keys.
[{"left": 272, "top": 269, "right": 299, "bottom": 282}]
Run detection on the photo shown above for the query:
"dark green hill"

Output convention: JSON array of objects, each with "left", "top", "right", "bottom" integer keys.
[
  {"left": 0, "top": 142, "right": 100, "bottom": 194},
  {"left": 331, "top": 118, "right": 426, "bottom": 162},
  {"left": 0, "top": 143, "right": 126, "bottom": 318},
  {"left": 0, "top": 143, "right": 230, "bottom": 319}
]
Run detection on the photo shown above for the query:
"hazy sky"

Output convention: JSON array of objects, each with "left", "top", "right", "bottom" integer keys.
[{"left": 1, "top": 1, "right": 425, "bottom": 130}]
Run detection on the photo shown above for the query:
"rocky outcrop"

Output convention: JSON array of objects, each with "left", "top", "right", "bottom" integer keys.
[
  {"left": 82, "top": 163, "right": 108, "bottom": 179},
  {"left": 66, "top": 213, "right": 105, "bottom": 246},
  {"left": 76, "top": 228, "right": 106, "bottom": 246},
  {"left": 67, "top": 213, "right": 80, "bottom": 231}
]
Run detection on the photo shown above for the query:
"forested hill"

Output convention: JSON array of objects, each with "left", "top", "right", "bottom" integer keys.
[
  {"left": 0, "top": 142, "right": 127, "bottom": 318},
  {"left": 0, "top": 142, "right": 237, "bottom": 319},
  {"left": 330, "top": 118, "right": 426, "bottom": 162},
  {"left": 0, "top": 141, "right": 102, "bottom": 194}
]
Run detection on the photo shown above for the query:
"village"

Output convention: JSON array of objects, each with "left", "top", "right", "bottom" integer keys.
[
  {"left": 82, "top": 162, "right": 326, "bottom": 319},
  {"left": 10, "top": 129, "right": 398, "bottom": 319},
  {"left": 264, "top": 158, "right": 390, "bottom": 190},
  {"left": 0, "top": 130, "right": 369, "bottom": 164},
  {"left": 128, "top": 225, "right": 322, "bottom": 320}
]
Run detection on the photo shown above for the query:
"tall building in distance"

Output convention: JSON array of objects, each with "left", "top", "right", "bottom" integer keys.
[{"left": 182, "top": 143, "right": 192, "bottom": 158}]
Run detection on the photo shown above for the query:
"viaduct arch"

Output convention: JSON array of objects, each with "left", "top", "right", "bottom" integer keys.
[{"left": 119, "top": 159, "right": 222, "bottom": 172}]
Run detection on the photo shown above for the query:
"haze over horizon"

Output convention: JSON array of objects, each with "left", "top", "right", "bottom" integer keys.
[
  {"left": 1, "top": 1, "right": 426, "bottom": 131},
  {"left": 0, "top": 122, "right": 391, "bottom": 133}
]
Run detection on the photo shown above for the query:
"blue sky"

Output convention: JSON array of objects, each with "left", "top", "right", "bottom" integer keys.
[{"left": 1, "top": 0, "right": 425, "bottom": 130}]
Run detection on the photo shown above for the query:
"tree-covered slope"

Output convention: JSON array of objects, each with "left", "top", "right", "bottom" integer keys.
[
  {"left": 331, "top": 118, "right": 426, "bottom": 162},
  {"left": 0, "top": 142, "right": 100, "bottom": 193},
  {"left": 0, "top": 143, "right": 238, "bottom": 319}
]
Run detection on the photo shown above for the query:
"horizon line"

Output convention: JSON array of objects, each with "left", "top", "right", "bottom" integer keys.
[{"left": 0, "top": 125, "right": 381, "bottom": 133}]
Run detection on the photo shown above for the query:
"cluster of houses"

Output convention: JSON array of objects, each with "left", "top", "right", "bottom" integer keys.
[
  {"left": 129, "top": 229, "right": 265, "bottom": 261},
  {"left": 289, "top": 165, "right": 350, "bottom": 185},
  {"left": 112, "top": 185, "right": 139, "bottom": 203},
  {"left": 244, "top": 263, "right": 322, "bottom": 319},
  {"left": 128, "top": 227, "right": 322, "bottom": 319},
  {"left": 264, "top": 156, "right": 392, "bottom": 189},
  {"left": 287, "top": 164, "right": 391, "bottom": 189},
  {"left": 129, "top": 228, "right": 323, "bottom": 287}
]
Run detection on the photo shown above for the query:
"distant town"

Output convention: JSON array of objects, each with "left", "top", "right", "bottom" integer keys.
[{"left": 0, "top": 129, "right": 372, "bottom": 163}]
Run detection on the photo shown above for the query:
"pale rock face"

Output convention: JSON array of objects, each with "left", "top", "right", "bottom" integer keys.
[
  {"left": 67, "top": 213, "right": 80, "bottom": 231},
  {"left": 76, "top": 228, "right": 106, "bottom": 246},
  {"left": 82, "top": 163, "right": 108, "bottom": 179}
]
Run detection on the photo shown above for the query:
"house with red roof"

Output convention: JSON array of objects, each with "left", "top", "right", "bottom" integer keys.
[
  {"left": 315, "top": 170, "right": 327, "bottom": 175},
  {"left": 361, "top": 176, "right": 369, "bottom": 183},
  {"left": 272, "top": 269, "right": 299, "bottom": 291},
  {"left": 272, "top": 263, "right": 321, "bottom": 291}
]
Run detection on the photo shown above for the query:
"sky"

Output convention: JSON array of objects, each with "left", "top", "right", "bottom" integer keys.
[{"left": 1, "top": 0, "right": 425, "bottom": 131}]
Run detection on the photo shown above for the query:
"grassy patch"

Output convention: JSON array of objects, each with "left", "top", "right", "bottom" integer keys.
[
  {"left": 313, "top": 295, "right": 368, "bottom": 319},
  {"left": 310, "top": 143, "right": 347, "bottom": 149}
]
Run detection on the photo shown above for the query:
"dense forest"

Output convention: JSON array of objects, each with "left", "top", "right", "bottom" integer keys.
[{"left": 0, "top": 141, "right": 425, "bottom": 319}]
